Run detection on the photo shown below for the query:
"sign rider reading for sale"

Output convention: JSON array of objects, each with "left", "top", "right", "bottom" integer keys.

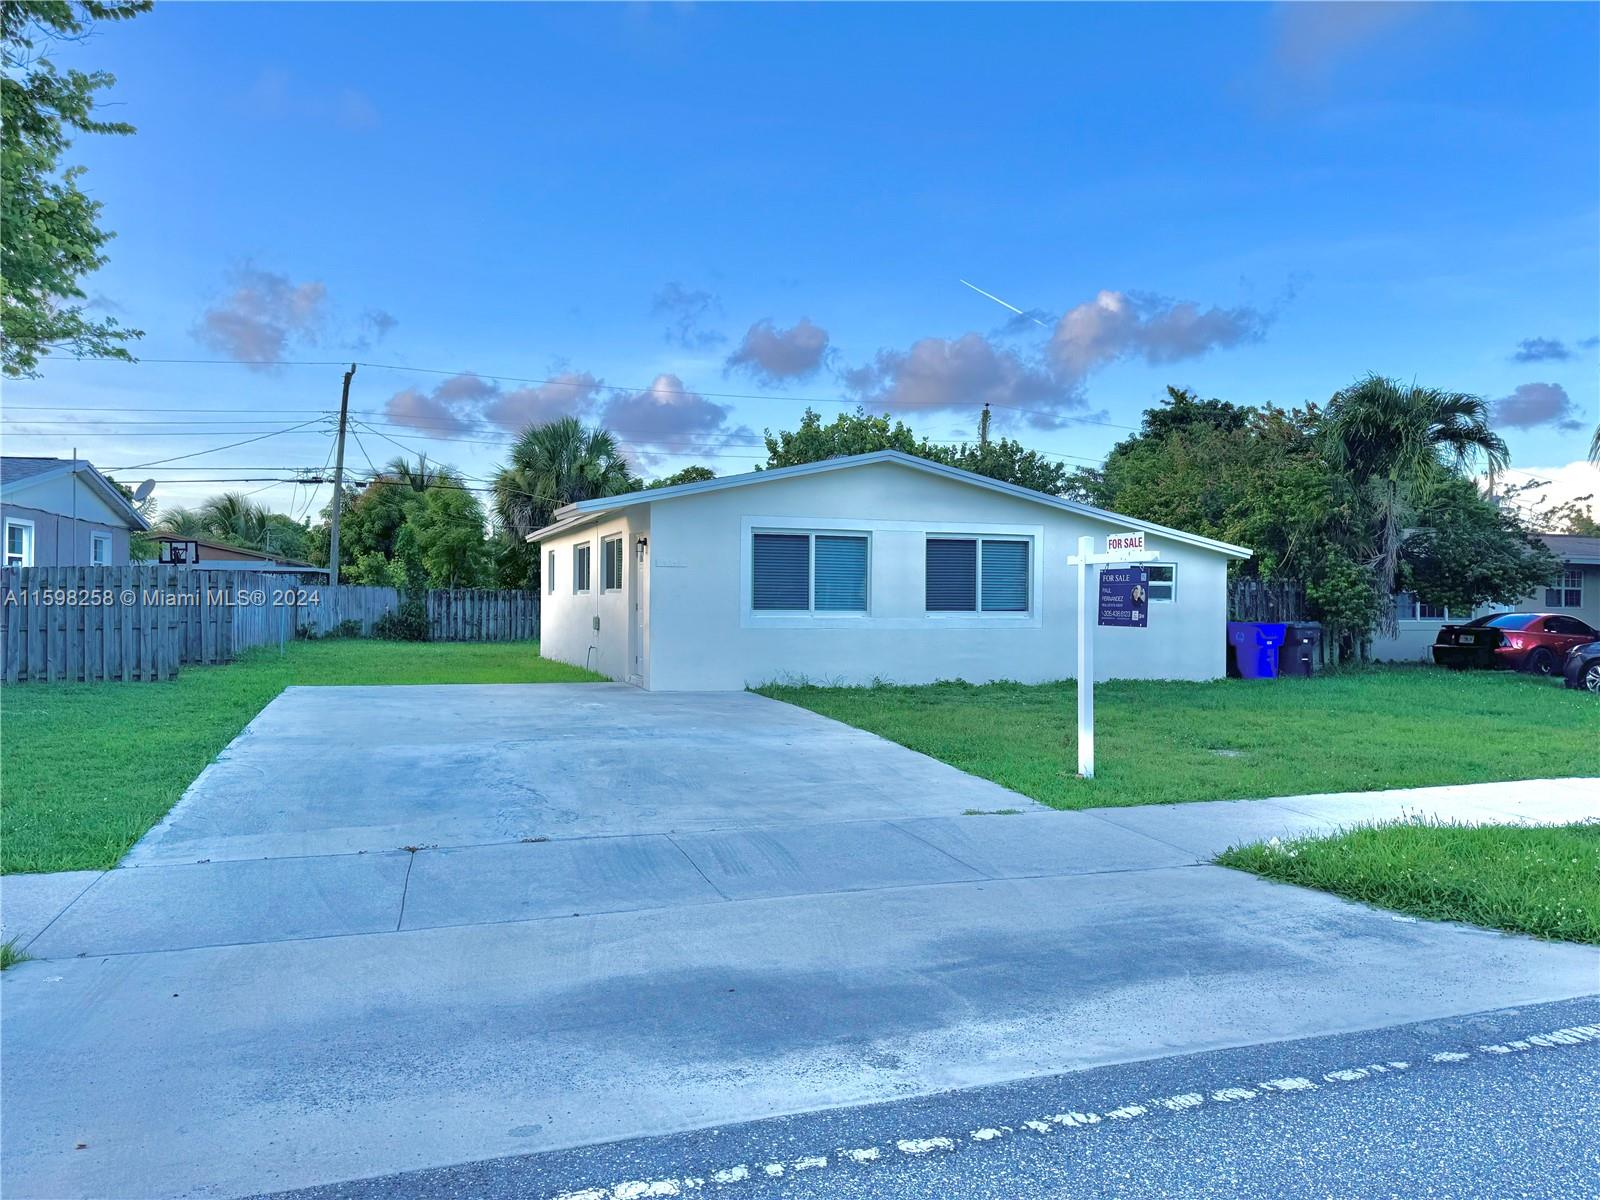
[{"left": 1067, "top": 531, "right": 1158, "bottom": 779}]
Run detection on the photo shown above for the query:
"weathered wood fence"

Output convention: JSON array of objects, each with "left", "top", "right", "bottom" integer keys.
[
  {"left": 1228, "top": 577, "right": 1307, "bottom": 623},
  {"left": 1, "top": 567, "right": 539, "bottom": 684}
]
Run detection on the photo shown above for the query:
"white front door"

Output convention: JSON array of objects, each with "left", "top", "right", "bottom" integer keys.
[{"left": 629, "top": 536, "right": 649, "bottom": 686}]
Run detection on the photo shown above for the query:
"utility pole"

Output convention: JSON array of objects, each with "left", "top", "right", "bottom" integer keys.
[
  {"left": 978, "top": 403, "right": 992, "bottom": 449},
  {"left": 326, "top": 363, "right": 356, "bottom": 589}
]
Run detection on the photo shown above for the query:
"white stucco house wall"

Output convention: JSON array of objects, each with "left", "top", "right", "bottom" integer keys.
[
  {"left": 530, "top": 451, "right": 1251, "bottom": 690},
  {"left": 1370, "top": 533, "right": 1600, "bottom": 661}
]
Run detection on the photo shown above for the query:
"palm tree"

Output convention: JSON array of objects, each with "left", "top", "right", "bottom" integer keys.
[
  {"left": 1322, "top": 374, "right": 1509, "bottom": 632},
  {"left": 154, "top": 506, "right": 209, "bottom": 537},
  {"left": 379, "top": 455, "right": 450, "bottom": 493},
  {"left": 198, "top": 492, "right": 272, "bottom": 549},
  {"left": 492, "top": 416, "right": 639, "bottom": 543}
]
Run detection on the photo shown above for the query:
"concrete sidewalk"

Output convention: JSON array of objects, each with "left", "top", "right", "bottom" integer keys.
[
  {"left": 5, "top": 778, "right": 1592, "bottom": 960},
  {"left": 2, "top": 682, "right": 1595, "bottom": 1200}
]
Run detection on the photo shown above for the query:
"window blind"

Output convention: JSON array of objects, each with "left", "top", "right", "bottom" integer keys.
[
  {"left": 752, "top": 533, "right": 810, "bottom": 609},
  {"left": 926, "top": 538, "right": 978, "bottom": 611},
  {"left": 813, "top": 535, "right": 868, "bottom": 611},
  {"left": 980, "top": 539, "right": 1028, "bottom": 611}
]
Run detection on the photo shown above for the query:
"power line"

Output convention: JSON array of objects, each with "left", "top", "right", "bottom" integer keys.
[
  {"left": 109, "top": 417, "right": 330, "bottom": 470},
  {"left": 41, "top": 352, "right": 1140, "bottom": 432}
]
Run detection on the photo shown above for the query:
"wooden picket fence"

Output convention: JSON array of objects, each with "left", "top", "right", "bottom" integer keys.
[
  {"left": 427, "top": 588, "right": 540, "bottom": 642},
  {"left": 1228, "top": 577, "right": 1307, "bottom": 623},
  {"left": 1, "top": 566, "right": 539, "bottom": 684}
]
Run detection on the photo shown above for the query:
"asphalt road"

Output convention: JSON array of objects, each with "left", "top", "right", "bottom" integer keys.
[{"left": 262, "top": 996, "right": 1600, "bottom": 1200}]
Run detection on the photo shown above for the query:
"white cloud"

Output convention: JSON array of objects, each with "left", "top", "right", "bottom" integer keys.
[
  {"left": 482, "top": 372, "right": 605, "bottom": 432},
  {"left": 192, "top": 267, "right": 328, "bottom": 367},
  {"left": 726, "top": 318, "right": 830, "bottom": 383},
  {"left": 841, "top": 332, "right": 1077, "bottom": 427},
  {"left": 1494, "top": 382, "right": 1584, "bottom": 432},
  {"left": 1048, "top": 290, "right": 1272, "bottom": 378}
]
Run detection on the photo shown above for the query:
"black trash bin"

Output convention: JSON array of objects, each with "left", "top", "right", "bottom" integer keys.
[{"left": 1279, "top": 622, "right": 1323, "bottom": 676}]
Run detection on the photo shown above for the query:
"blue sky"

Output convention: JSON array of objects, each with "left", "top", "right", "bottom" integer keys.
[{"left": 5, "top": 1, "right": 1597, "bottom": 519}]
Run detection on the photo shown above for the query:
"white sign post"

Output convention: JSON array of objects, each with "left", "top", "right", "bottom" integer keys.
[{"left": 1068, "top": 532, "right": 1158, "bottom": 779}]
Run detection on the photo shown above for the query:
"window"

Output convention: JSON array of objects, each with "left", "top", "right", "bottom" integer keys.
[
  {"left": 573, "top": 543, "right": 592, "bottom": 593},
  {"left": 601, "top": 536, "right": 624, "bottom": 591},
  {"left": 1146, "top": 563, "right": 1176, "bottom": 603},
  {"left": 751, "top": 531, "right": 868, "bottom": 613},
  {"left": 4, "top": 518, "right": 34, "bottom": 567},
  {"left": 547, "top": 551, "right": 556, "bottom": 595},
  {"left": 90, "top": 531, "right": 112, "bottom": 566},
  {"left": 1543, "top": 615, "right": 1595, "bottom": 637},
  {"left": 1395, "top": 592, "right": 1447, "bottom": 622},
  {"left": 925, "top": 536, "right": 1030, "bottom": 613},
  {"left": 1545, "top": 568, "right": 1582, "bottom": 609}
]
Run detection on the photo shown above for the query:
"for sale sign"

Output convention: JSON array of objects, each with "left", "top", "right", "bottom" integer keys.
[
  {"left": 1104, "top": 530, "right": 1146, "bottom": 556},
  {"left": 1098, "top": 566, "right": 1149, "bottom": 628}
]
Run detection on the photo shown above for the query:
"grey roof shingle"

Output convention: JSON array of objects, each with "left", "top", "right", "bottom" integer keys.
[{"left": 0, "top": 456, "right": 67, "bottom": 487}]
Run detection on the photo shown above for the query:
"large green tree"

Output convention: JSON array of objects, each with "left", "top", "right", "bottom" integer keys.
[
  {"left": 1321, "top": 374, "right": 1508, "bottom": 632},
  {"left": 309, "top": 457, "right": 489, "bottom": 588},
  {"left": 762, "top": 406, "right": 1077, "bottom": 496},
  {"left": 2, "top": 0, "right": 148, "bottom": 377}
]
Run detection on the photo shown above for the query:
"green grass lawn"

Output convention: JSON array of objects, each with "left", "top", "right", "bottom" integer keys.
[
  {"left": 1216, "top": 819, "right": 1600, "bottom": 944},
  {"left": 0, "top": 640, "right": 599, "bottom": 875},
  {"left": 759, "top": 668, "right": 1598, "bottom": 810}
]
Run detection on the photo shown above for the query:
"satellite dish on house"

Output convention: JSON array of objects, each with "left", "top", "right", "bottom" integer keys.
[{"left": 132, "top": 479, "right": 156, "bottom": 504}]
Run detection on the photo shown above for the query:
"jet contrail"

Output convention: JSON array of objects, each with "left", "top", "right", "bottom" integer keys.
[{"left": 959, "top": 278, "right": 1049, "bottom": 328}]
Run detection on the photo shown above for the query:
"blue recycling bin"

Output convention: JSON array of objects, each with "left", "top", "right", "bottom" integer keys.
[{"left": 1227, "top": 621, "right": 1288, "bottom": 679}]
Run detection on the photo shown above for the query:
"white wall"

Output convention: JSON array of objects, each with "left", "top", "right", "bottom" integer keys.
[
  {"left": 1369, "top": 564, "right": 1600, "bottom": 661},
  {"left": 538, "top": 505, "right": 650, "bottom": 682},
  {"left": 642, "top": 460, "right": 1233, "bottom": 690}
]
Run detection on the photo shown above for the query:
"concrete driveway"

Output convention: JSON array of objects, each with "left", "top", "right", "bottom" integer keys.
[{"left": 2, "top": 684, "right": 1596, "bottom": 1199}]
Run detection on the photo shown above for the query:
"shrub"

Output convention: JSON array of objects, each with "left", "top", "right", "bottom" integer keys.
[{"left": 373, "top": 597, "right": 429, "bottom": 642}]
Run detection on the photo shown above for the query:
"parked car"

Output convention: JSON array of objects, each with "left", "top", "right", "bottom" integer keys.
[
  {"left": 1431, "top": 612, "right": 1600, "bottom": 675},
  {"left": 1565, "top": 641, "right": 1600, "bottom": 693}
]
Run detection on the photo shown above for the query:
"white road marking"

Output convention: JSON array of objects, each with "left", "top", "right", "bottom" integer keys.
[
  {"left": 897, "top": 1137, "right": 956, "bottom": 1154},
  {"left": 551, "top": 1018, "right": 1598, "bottom": 1199}
]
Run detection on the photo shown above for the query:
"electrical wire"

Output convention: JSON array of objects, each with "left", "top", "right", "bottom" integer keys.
[{"left": 109, "top": 417, "right": 329, "bottom": 470}]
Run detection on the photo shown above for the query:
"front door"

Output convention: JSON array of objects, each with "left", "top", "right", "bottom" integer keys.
[{"left": 629, "top": 536, "right": 649, "bottom": 686}]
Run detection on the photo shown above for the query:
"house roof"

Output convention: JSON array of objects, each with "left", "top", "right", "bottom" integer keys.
[
  {"left": 528, "top": 450, "right": 1253, "bottom": 559},
  {"left": 1540, "top": 533, "right": 1600, "bottom": 565},
  {"left": 0, "top": 456, "right": 151, "bottom": 531},
  {"left": 146, "top": 532, "right": 316, "bottom": 567}
]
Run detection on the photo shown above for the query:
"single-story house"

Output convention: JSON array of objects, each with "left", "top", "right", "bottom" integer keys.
[
  {"left": 529, "top": 450, "right": 1251, "bottom": 690},
  {"left": 146, "top": 533, "right": 327, "bottom": 578},
  {"left": 1372, "top": 533, "right": 1600, "bottom": 661},
  {"left": 1, "top": 456, "right": 151, "bottom": 568}
]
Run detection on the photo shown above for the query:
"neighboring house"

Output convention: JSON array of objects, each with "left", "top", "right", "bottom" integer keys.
[
  {"left": 530, "top": 450, "right": 1251, "bottom": 690},
  {"left": 1371, "top": 533, "right": 1600, "bottom": 661},
  {"left": 146, "top": 534, "right": 327, "bottom": 578},
  {"left": 1, "top": 456, "right": 150, "bottom": 568}
]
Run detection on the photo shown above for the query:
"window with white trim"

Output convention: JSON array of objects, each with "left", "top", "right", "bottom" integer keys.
[
  {"left": 1395, "top": 592, "right": 1449, "bottom": 621},
  {"left": 1146, "top": 563, "right": 1176, "bottom": 603},
  {"left": 752, "top": 531, "right": 868, "bottom": 613},
  {"left": 601, "top": 536, "right": 624, "bottom": 591},
  {"left": 572, "top": 543, "right": 591, "bottom": 593},
  {"left": 4, "top": 518, "right": 34, "bottom": 567},
  {"left": 90, "top": 531, "right": 112, "bottom": 566},
  {"left": 1545, "top": 568, "right": 1582, "bottom": 609},
  {"left": 925, "top": 536, "right": 1030, "bottom": 614},
  {"left": 546, "top": 550, "right": 556, "bottom": 594}
]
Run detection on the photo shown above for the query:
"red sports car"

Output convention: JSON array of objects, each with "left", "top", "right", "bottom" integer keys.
[{"left": 1432, "top": 612, "right": 1600, "bottom": 675}]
